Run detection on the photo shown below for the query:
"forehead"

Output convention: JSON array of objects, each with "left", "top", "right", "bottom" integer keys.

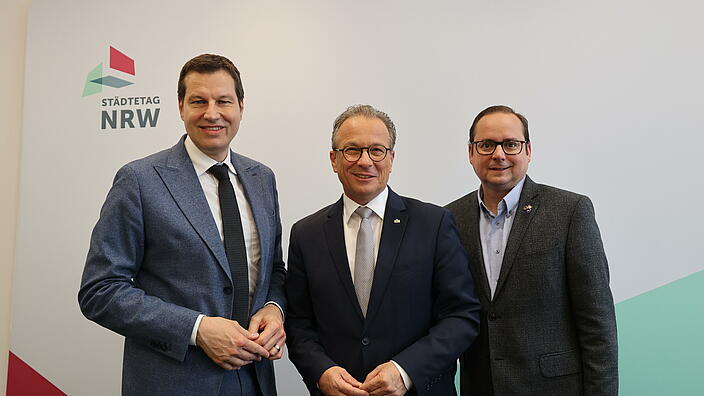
[
  {"left": 183, "top": 70, "right": 236, "bottom": 96},
  {"left": 474, "top": 112, "right": 524, "bottom": 140},
  {"left": 337, "top": 116, "right": 390, "bottom": 145}
]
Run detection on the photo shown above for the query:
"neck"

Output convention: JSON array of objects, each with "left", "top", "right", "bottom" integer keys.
[{"left": 480, "top": 186, "right": 509, "bottom": 215}]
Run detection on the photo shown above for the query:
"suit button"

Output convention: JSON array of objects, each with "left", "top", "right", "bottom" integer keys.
[
  {"left": 223, "top": 286, "right": 233, "bottom": 295},
  {"left": 489, "top": 313, "right": 497, "bottom": 321},
  {"left": 361, "top": 337, "right": 370, "bottom": 346}
]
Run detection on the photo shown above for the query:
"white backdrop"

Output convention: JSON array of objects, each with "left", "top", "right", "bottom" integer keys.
[{"left": 10, "top": 0, "right": 704, "bottom": 394}]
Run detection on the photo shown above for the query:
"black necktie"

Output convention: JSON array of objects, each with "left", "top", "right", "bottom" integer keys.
[{"left": 207, "top": 164, "right": 250, "bottom": 328}]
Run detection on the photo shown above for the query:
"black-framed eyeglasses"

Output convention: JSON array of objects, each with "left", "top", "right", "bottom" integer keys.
[
  {"left": 332, "top": 144, "right": 392, "bottom": 162},
  {"left": 470, "top": 139, "right": 528, "bottom": 155}
]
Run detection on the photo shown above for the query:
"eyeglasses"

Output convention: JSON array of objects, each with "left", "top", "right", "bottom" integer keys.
[
  {"left": 332, "top": 144, "right": 392, "bottom": 162},
  {"left": 470, "top": 139, "right": 528, "bottom": 155}
]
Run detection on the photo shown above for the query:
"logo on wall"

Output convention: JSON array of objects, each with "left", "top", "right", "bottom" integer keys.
[{"left": 82, "top": 46, "right": 161, "bottom": 130}]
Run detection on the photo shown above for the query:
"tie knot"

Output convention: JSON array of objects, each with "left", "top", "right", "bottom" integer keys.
[
  {"left": 355, "top": 206, "right": 373, "bottom": 220},
  {"left": 207, "top": 164, "right": 230, "bottom": 181}
]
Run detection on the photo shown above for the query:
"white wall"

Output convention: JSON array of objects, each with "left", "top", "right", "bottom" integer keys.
[{"left": 0, "top": 1, "right": 31, "bottom": 395}]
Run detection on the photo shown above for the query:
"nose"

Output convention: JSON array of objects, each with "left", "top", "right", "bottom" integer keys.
[
  {"left": 356, "top": 148, "right": 374, "bottom": 166},
  {"left": 204, "top": 101, "right": 220, "bottom": 121},
  {"left": 491, "top": 144, "right": 507, "bottom": 160}
]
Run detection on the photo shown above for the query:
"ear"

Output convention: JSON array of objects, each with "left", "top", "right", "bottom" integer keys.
[
  {"left": 388, "top": 150, "right": 395, "bottom": 173},
  {"left": 178, "top": 99, "right": 185, "bottom": 121},
  {"left": 468, "top": 144, "right": 474, "bottom": 163},
  {"left": 239, "top": 100, "right": 245, "bottom": 118},
  {"left": 525, "top": 142, "right": 532, "bottom": 163},
  {"left": 330, "top": 151, "right": 339, "bottom": 173}
]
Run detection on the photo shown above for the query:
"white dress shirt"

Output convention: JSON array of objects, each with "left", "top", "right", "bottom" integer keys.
[
  {"left": 340, "top": 187, "right": 413, "bottom": 390},
  {"left": 184, "top": 137, "right": 279, "bottom": 345}
]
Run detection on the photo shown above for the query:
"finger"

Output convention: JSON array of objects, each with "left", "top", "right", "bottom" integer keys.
[
  {"left": 268, "top": 342, "right": 282, "bottom": 360},
  {"left": 258, "top": 320, "right": 284, "bottom": 348},
  {"left": 359, "top": 375, "right": 382, "bottom": 393},
  {"left": 228, "top": 346, "right": 261, "bottom": 362},
  {"left": 337, "top": 379, "right": 368, "bottom": 396},
  {"left": 219, "top": 361, "right": 234, "bottom": 371},
  {"left": 340, "top": 369, "right": 364, "bottom": 388},
  {"left": 247, "top": 316, "right": 262, "bottom": 335},
  {"left": 268, "top": 337, "right": 285, "bottom": 360},
  {"left": 261, "top": 327, "right": 285, "bottom": 351},
  {"left": 363, "top": 366, "right": 380, "bottom": 383},
  {"left": 340, "top": 381, "right": 369, "bottom": 396},
  {"left": 226, "top": 356, "right": 251, "bottom": 370},
  {"left": 239, "top": 338, "right": 270, "bottom": 358},
  {"left": 268, "top": 346, "right": 279, "bottom": 359}
]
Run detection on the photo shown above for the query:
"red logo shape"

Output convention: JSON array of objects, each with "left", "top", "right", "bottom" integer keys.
[
  {"left": 110, "top": 46, "right": 135, "bottom": 75},
  {"left": 7, "top": 351, "right": 68, "bottom": 396}
]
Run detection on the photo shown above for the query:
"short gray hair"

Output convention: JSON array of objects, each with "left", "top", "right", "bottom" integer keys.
[{"left": 331, "top": 104, "right": 397, "bottom": 149}]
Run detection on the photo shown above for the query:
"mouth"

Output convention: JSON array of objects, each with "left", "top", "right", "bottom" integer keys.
[
  {"left": 489, "top": 165, "right": 511, "bottom": 172},
  {"left": 352, "top": 172, "right": 377, "bottom": 180},
  {"left": 199, "top": 125, "right": 225, "bottom": 133}
]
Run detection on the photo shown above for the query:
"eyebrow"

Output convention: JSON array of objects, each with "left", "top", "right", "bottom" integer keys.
[{"left": 186, "top": 94, "right": 235, "bottom": 101}]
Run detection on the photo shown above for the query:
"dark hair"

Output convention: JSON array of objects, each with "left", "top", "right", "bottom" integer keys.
[
  {"left": 177, "top": 54, "right": 244, "bottom": 105},
  {"left": 332, "top": 104, "right": 397, "bottom": 149},
  {"left": 469, "top": 105, "right": 529, "bottom": 142}
]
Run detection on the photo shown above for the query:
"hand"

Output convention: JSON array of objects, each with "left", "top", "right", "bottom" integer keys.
[
  {"left": 318, "top": 366, "right": 369, "bottom": 396},
  {"left": 196, "top": 316, "right": 270, "bottom": 370},
  {"left": 360, "top": 362, "right": 407, "bottom": 396},
  {"left": 248, "top": 304, "right": 286, "bottom": 360}
]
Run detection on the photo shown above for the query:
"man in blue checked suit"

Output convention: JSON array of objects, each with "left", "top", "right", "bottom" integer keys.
[{"left": 79, "top": 54, "right": 286, "bottom": 396}]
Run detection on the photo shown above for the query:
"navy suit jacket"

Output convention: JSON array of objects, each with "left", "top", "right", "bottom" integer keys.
[
  {"left": 285, "top": 189, "right": 481, "bottom": 396},
  {"left": 79, "top": 136, "right": 286, "bottom": 396}
]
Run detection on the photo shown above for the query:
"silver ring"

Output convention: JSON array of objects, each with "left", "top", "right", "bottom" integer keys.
[{"left": 274, "top": 344, "right": 281, "bottom": 351}]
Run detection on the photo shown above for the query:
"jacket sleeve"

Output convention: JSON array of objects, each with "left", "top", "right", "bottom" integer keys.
[
  {"left": 264, "top": 171, "right": 287, "bottom": 314},
  {"left": 284, "top": 223, "right": 338, "bottom": 393},
  {"left": 78, "top": 164, "right": 199, "bottom": 362},
  {"left": 392, "top": 210, "right": 481, "bottom": 395},
  {"left": 566, "top": 196, "right": 618, "bottom": 395}
]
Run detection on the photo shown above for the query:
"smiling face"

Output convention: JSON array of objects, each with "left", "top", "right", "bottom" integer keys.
[
  {"left": 469, "top": 112, "right": 531, "bottom": 197},
  {"left": 330, "top": 116, "right": 394, "bottom": 205},
  {"left": 178, "top": 70, "right": 244, "bottom": 162}
]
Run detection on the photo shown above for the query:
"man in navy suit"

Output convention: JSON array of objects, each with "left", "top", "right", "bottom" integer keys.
[
  {"left": 79, "top": 54, "right": 286, "bottom": 396},
  {"left": 285, "top": 104, "right": 480, "bottom": 396}
]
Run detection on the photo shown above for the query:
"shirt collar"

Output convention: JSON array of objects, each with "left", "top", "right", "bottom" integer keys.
[
  {"left": 478, "top": 176, "right": 526, "bottom": 218},
  {"left": 342, "top": 187, "right": 389, "bottom": 224},
  {"left": 184, "top": 136, "right": 236, "bottom": 176}
]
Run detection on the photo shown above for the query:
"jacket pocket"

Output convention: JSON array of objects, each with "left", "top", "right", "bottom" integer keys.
[{"left": 539, "top": 349, "right": 581, "bottom": 378}]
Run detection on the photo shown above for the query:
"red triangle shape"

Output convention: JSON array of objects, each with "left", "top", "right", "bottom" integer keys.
[
  {"left": 110, "top": 46, "right": 135, "bottom": 75},
  {"left": 7, "top": 351, "right": 67, "bottom": 396}
]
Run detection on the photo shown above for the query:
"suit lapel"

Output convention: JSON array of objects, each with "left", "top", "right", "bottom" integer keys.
[
  {"left": 455, "top": 192, "right": 492, "bottom": 302},
  {"left": 323, "top": 198, "right": 364, "bottom": 320},
  {"left": 364, "top": 189, "right": 408, "bottom": 327},
  {"left": 154, "top": 138, "right": 230, "bottom": 279},
  {"left": 494, "top": 176, "right": 540, "bottom": 299}
]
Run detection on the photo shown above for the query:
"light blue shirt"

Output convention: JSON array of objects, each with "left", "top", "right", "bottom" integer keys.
[{"left": 478, "top": 177, "right": 526, "bottom": 299}]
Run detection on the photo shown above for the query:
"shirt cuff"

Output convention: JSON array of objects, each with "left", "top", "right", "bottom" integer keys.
[
  {"left": 390, "top": 360, "right": 413, "bottom": 390},
  {"left": 190, "top": 314, "right": 205, "bottom": 346},
  {"left": 265, "top": 301, "right": 284, "bottom": 320}
]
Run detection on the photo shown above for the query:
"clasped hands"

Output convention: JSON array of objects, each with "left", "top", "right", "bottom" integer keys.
[
  {"left": 196, "top": 304, "right": 285, "bottom": 370},
  {"left": 319, "top": 362, "right": 407, "bottom": 396}
]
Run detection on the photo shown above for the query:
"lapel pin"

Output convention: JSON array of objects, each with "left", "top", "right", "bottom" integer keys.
[
  {"left": 393, "top": 219, "right": 401, "bottom": 224},
  {"left": 522, "top": 205, "right": 533, "bottom": 213}
]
